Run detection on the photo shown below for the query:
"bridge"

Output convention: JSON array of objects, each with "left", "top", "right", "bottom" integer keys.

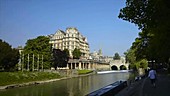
[
  {"left": 110, "top": 60, "right": 129, "bottom": 70},
  {"left": 65, "top": 59, "right": 129, "bottom": 70}
]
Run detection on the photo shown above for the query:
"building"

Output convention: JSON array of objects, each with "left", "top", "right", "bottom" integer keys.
[
  {"left": 89, "top": 49, "right": 102, "bottom": 60},
  {"left": 89, "top": 49, "right": 113, "bottom": 63},
  {"left": 49, "top": 27, "right": 90, "bottom": 59}
]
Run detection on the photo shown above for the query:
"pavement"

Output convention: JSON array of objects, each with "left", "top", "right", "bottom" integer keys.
[{"left": 116, "top": 74, "right": 170, "bottom": 96}]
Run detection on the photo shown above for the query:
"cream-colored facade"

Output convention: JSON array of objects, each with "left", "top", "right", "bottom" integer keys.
[{"left": 49, "top": 27, "right": 90, "bottom": 58}]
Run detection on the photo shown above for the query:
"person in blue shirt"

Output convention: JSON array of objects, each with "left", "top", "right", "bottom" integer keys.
[{"left": 148, "top": 67, "right": 157, "bottom": 87}]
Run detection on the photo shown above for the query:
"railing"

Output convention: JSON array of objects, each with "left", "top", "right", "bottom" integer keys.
[{"left": 86, "top": 81, "right": 127, "bottom": 96}]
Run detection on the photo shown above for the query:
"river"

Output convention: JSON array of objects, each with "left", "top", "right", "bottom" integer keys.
[{"left": 0, "top": 71, "right": 131, "bottom": 96}]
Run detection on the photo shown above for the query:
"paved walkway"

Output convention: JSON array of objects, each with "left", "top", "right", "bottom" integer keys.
[
  {"left": 142, "top": 74, "right": 170, "bottom": 96},
  {"left": 116, "top": 74, "right": 170, "bottom": 96}
]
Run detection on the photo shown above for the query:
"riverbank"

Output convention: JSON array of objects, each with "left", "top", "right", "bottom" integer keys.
[
  {"left": 78, "top": 70, "right": 94, "bottom": 75},
  {"left": 0, "top": 71, "right": 62, "bottom": 86},
  {"left": 0, "top": 70, "right": 94, "bottom": 90}
]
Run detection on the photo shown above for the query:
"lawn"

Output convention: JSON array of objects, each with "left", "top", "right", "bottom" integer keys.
[
  {"left": 78, "top": 70, "right": 93, "bottom": 75},
  {"left": 0, "top": 71, "right": 61, "bottom": 86}
]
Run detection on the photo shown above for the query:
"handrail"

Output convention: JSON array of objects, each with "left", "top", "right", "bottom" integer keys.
[{"left": 86, "top": 81, "right": 127, "bottom": 96}]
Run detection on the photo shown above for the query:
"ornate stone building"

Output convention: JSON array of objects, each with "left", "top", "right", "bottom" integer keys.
[{"left": 49, "top": 27, "right": 90, "bottom": 58}]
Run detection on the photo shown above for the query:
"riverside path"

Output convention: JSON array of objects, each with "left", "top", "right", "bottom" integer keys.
[{"left": 116, "top": 74, "right": 170, "bottom": 96}]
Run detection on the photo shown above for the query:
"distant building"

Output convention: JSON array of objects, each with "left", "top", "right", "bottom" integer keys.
[
  {"left": 89, "top": 49, "right": 102, "bottom": 60},
  {"left": 89, "top": 49, "right": 113, "bottom": 63},
  {"left": 49, "top": 27, "right": 90, "bottom": 59}
]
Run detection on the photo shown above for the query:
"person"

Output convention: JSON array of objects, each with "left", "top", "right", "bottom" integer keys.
[{"left": 148, "top": 67, "right": 157, "bottom": 87}]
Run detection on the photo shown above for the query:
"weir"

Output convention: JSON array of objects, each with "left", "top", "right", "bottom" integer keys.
[{"left": 97, "top": 70, "right": 130, "bottom": 74}]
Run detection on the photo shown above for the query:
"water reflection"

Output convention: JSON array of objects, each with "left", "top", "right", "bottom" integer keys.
[{"left": 0, "top": 72, "right": 130, "bottom": 96}]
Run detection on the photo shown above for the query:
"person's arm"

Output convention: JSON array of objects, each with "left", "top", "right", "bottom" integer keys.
[
  {"left": 154, "top": 70, "right": 157, "bottom": 80},
  {"left": 148, "top": 71, "right": 150, "bottom": 78}
]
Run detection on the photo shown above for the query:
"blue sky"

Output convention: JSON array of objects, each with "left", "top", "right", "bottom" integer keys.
[{"left": 0, "top": 0, "right": 139, "bottom": 56}]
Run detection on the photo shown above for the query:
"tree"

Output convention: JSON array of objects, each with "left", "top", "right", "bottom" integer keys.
[
  {"left": 124, "top": 48, "right": 148, "bottom": 70},
  {"left": 135, "top": 59, "right": 148, "bottom": 69},
  {"left": 63, "top": 49, "right": 70, "bottom": 58},
  {"left": 23, "top": 36, "right": 52, "bottom": 70},
  {"left": 113, "top": 53, "right": 120, "bottom": 60},
  {"left": 0, "top": 39, "right": 19, "bottom": 71},
  {"left": 119, "top": 0, "right": 170, "bottom": 67},
  {"left": 72, "top": 48, "right": 81, "bottom": 59},
  {"left": 131, "top": 31, "right": 153, "bottom": 61},
  {"left": 52, "top": 49, "right": 69, "bottom": 69},
  {"left": 124, "top": 49, "right": 136, "bottom": 70}
]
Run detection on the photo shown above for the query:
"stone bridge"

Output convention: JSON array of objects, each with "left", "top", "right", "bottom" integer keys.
[{"left": 109, "top": 60, "right": 129, "bottom": 70}]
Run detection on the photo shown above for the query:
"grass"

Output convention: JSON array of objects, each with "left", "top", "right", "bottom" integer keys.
[
  {"left": 0, "top": 71, "right": 62, "bottom": 86},
  {"left": 78, "top": 70, "right": 93, "bottom": 75}
]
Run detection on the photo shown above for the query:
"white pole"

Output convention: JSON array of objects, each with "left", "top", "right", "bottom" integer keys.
[
  {"left": 27, "top": 54, "right": 29, "bottom": 71},
  {"left": 22, "top": 54, "right": 24, "bottom": 72},
  {"left": 42, "top": 55, "right": 43, "bottom": 71},
  {"left": 37, "top": 54, "right": 39, "bottom": 71},
  {"left": 32, "top": 54, "right": 34, "bottom": 71},
  {"left": 18, "top": 53, "right": 22, "bottom": 71}
]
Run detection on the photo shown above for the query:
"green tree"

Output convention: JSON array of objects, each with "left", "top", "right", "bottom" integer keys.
[
  {"left": 135, "top": 59, "right": 148, "bottom": 69},
  {"left": 23, "top": 36, "right": 52, "bottom": 70},
  {"left": 131, "top": 31, "right": 153, "bottom": 61},
  {"left": 0, "top": 39, "right": 19, "bottom": 71},
  {"left": 119, "top": 0, "right": 170, "bottom": 68},
  {"left": 124, "top": 48, "right": 148, "bottom": 70},
  {"left": 63, "top": 49, "right": 70, "bottom": 58},
  {"left": 72, "top": 48, "right": 81, "bottom": 59},
  {"left": 113, "top": 53, "right": 120, "bottom": 60},
  {"left": 52, "top": 49, "right": 69, "bottom": 69},
  {"left": 124, "top": 49, "right": 136, "bottom": 70}
]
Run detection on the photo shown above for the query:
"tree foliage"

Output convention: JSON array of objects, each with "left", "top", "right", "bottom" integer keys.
[
  {"left": 52, "top": 49, "right": 69, "bottom": 69},
  {"left": 63, "top": 49, "right": 70, "bottom": 58},
  {"left": 23, "top": 36, "right": 52, "bottom": 69},
  {"left": 72, "top": 48, "right": 81, "bottom": 59},
  {"left": 124, "top": 48, "right": 148, "bottom": 70},
  {"left": 0, "top": 39, "right": 19, "bottom": 71},
  {"left": 119, "top": 0, "right": 170, "bottom": 65},
  {"left": 124, "top": 49, "right": 136, "bottom": 68},
  {"left": 124, "top": 49, "right": 136, "bottom": 70},
  {"left": 113, "top": 53, "right": 120, "bottom": 60}
]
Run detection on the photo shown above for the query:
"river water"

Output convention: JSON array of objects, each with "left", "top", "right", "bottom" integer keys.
[{"left": 0, "top": 71, "right": 130, "bottom": 96}]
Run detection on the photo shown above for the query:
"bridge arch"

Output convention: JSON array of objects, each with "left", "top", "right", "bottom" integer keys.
[
  {"left": 119, "top": 65, "right": 127, "bottom": 70},
  {"left": 111, "top": 65, "right": 118, "bottom": 70},
  {"left": 109, "top": 59, "right": 129, "bottom": 70}
]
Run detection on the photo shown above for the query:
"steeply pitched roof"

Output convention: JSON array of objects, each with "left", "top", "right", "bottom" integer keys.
[{"left": 54, "top": 29, "right": 66, "bottom": 35}]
